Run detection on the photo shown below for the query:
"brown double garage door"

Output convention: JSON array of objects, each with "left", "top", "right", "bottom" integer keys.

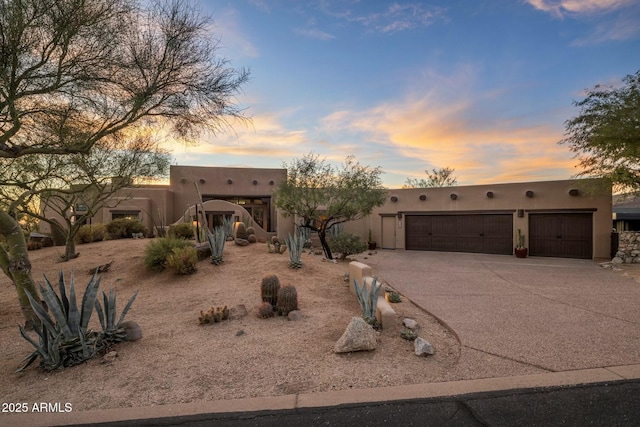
[
  {"left": 405, "top": 214, "right": 513, "bottom": 255},
  {"left": 406, "top": 212, "right": 593, "bottom": 258}
]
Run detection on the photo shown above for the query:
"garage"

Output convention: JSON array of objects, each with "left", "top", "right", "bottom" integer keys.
[
  {"left": 528, "top": 213, "right": 593, "bottom": 259},
  {"left": 405, "top": 213, "right": 513, "bottom": 255}
]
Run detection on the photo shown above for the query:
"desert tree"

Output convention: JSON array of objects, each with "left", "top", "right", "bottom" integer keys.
[
  {"left": 0, "top": 0, "right": 250, "bottom": 326},
  {"left": 560, "top": 70, "right": 640, "bottom": 193},
  {"left": 403, "top": 167, "right": 458, "bottom": 188},
  {"left": 274, "top": 153, "right": 387, "bottom": 260},
  {"left": 0, "top": 133, "right": 171, "bottom": 261}
]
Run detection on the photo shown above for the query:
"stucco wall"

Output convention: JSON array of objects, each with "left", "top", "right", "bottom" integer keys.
[{"left": 361, "top": 178, "right": 611, "bottom": 259}]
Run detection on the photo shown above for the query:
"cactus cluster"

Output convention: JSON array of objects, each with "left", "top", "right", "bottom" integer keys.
[
  {"left": 261, "top": 274, "right": 281, "bottom": 306},
  {"left": 199, "top": 306, "right": 230, "bottom": 324},
  {"left": 256, "top": 275, "right": 299, "bottom": 318},
  {"left": 267, "top": 236, "right": 287, "bottom": 254},
  {"left": 276, "top": 285, "right": 298, "bottom": 316}
]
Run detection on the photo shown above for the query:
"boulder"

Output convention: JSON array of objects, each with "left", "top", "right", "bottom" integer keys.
[
  {"left": 229, "top": 304, "right": 248, "bottom": 320},
  {"left": 235, "top": 238, "right": 249, "bottom": 246},
  {"left": 403, "top": 318, "right": 419, "bottom": 330},
  {"left": 414, "top": 337, "right": 434, "bottom": 356},
  {"left": 121, "top": 320, "right": 142, "bottom": 341},
  {"left": 287, "top": 310, "right": 302, "bottom": 321},
  {"left": 333, "top": 317, "right": 378, "bottom": 353}
]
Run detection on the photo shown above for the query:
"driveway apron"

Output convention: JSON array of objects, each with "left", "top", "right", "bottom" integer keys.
[{"left": 366, "top": 251, "right": 640, "bottom": 376}]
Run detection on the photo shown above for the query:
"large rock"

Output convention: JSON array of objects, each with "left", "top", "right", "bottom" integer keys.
[
  {"left": 229, "top": 304, "right": 248, "bottom": 320},
  {"left": 287, "top": 310, "right": 302, "bottom": 321},
  {"left": 414, "top": 337, "right": 434, "bottom": 356},
  {"left": 333, "top": 317, "right": 378, "bottom": 353},
  {"left": 403, "top": 318, "right": 419, "bottom": 330},
  {"left": 235, "top": 238, "right": 249, "bottom": 246},
  {"left": 121, "top": 320, "right": 142, "bottom": 341}
]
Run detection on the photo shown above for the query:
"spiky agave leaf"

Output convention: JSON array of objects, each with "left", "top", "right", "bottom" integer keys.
[
  {"left": 67, "top": 272, "right": 81, "bottom": 335},
  {"left": 117, "top": 290, "right": 139, "bottom": 327},
  {"left": 24, "top": 288, "right": 62, "bottom": 338},
  {"left": 79, "top": 272, "right": 101, "bottom": 332}
]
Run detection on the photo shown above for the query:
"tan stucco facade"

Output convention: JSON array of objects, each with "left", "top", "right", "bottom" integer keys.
[
  {"left": 344, "top": 178, "right": 612, "bottom": 259},
  {"left": 40, "top": 165, "right": 611, "bottom": 259}
]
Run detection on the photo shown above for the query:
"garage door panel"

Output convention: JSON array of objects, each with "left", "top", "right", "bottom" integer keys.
[
  {"left": 529, "top": 213, "right": 592, "bottom": 259},
  {"left": 406, "top": 214, "right": 513, "bottom": 255}
]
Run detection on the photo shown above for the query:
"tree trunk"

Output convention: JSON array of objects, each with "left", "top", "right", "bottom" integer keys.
[
  {"left": 63, "top": 237, "right": 78, "bottom": 261},
  {"left": 0, "top": 210, "right": 40, "bottom": 328},
  {"left": 318, "top": 225, "right": 333, "bottom": 260}
]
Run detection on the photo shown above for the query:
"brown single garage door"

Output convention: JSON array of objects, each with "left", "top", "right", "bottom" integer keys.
[
  {"left": 406, "top": 214, "right": 513, "bottom": 255},
  {"left": 528, "top": 213, "right": 592, "bottom": 259}
]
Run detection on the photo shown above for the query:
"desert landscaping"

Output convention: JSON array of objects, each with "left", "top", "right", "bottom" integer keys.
[{"left": 0, "top": 238, "right": 461, "bottom": 411}]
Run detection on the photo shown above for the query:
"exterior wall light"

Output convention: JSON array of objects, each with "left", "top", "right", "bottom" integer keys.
[
  {"left": 569, "top": 189, "right": 580, "bottom": 196},
  {"left": 199, "top": 178, "right": 206, "bottom": 184},
  {"left": 486, "top": 191, "right": 494, "bottom": 198},
  {"left": 450, "top": 193, "right": 458, "bottom": 200},
  {"left": 252, "top": 179, "right": 258, "bottom": 185},
  {"left": 525, "top": 190, "right": 534, "bottom": 198},
  {"left": 419, "top": 194, "right": 427, "bottom": 201},
  {"left": 390, "top": 196, "right": 398, "bottom": 202},
  {"left": 269, "top": 180, "right": 275, "bottom": 185},
  {"left": 227, "top": 179, "right": 233, "bottom": 184}
]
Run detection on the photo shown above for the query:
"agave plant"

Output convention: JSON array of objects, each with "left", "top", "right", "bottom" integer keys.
[
  {"left": 206, "top": 226, "right": 226, "bottom": 265},
  {"left": 285, "top": 231, "right": 305, "bottom": 268},
  {"left": 94, "top": 288, "right": 139, "bottom": 344},
  {"left": 221, "top": 216, "right": 234, "bottom": 240},
  {"left": 353, "top": 276, "right": 382, "bottom": 324},
  {"left": 17, "top": 271, "right": 103, "bottom": 372}
]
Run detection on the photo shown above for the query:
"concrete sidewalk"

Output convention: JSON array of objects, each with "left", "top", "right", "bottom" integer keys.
[{"left": 366, "top": 251, "right": 640, "bottom": 378}]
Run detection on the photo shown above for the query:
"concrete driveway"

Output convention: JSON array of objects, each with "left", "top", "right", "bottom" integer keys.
[{"left": 365, "top": 251, "right": 640, "bottom": 379}]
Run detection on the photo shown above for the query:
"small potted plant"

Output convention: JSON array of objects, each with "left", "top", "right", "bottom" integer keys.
[
  {"left": 515, "top": 229, "right": 528, "bottom": 258},
  {"left": 367, "top": 229, "right": 377, "bottom": 250}
]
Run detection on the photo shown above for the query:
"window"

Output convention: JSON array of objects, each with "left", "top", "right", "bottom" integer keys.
[{"left": 111, "top": 210, "right": 140, "bottom": 221}]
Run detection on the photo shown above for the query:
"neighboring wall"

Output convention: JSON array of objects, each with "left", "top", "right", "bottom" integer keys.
[{"left": 348, "top": 178, "right": 611, "bottom": 259}]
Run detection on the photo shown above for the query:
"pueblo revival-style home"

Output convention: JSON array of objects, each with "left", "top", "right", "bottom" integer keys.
[{"left": 40, "top": 165, "right": 613, "bottom": 260}]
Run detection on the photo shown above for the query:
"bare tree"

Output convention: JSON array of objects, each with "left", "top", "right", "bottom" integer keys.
[
  {"left": 403, "top": 167, "right": 458, "bottom": 188},
  {"left": 0, "top": 0, "right": 250, "bottom": 326}
]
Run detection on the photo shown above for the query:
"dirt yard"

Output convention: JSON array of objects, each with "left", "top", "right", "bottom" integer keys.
[{"left": 0, "top": 238, "right": 461, "bottom": 411}]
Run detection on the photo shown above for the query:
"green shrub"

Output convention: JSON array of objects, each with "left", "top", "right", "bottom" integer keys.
[
  {"left": 144, "top": 237, "right": 192, "bottom": 272},
  {"left": 167, "top": 246, "right": 198, "bottom": 274},
  {"left": 76, "top": 224, "right": 106, "bottom": 244},
  {"left": 328, "top": 232, "right": 367, "bottom": 260},
  {"left": 168, "top": 222, "right": 195, "bottom": 239},
  {"left": 106, "top": 218, "right": 148, "bottom": 239}
]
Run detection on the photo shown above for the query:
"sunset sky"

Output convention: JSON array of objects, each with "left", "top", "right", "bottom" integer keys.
[{"left": 172, "top": 0, "right": 640, "bottom": 188}]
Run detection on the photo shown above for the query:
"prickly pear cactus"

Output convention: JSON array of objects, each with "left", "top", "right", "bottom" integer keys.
[
  {"left": 261, "top": 274, "right": 281, "bottom": 306},
  {"left": 276, "top": 285, "right": 298, "bottom": 316}
]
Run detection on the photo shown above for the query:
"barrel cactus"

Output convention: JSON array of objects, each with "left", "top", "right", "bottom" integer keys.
[
  {"left": 257, "top": 302, "right": 275, "bottom": 319},
  {"left": 261, "top": 274, "right": 281, "bottom": 306},
  {"left": 276, "top": 285, "right": 298, "bottom": 316}
]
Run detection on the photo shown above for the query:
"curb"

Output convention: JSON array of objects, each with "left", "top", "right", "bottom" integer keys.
[{"left": 4, "top": 364, "right": 640, "bottom": 426}]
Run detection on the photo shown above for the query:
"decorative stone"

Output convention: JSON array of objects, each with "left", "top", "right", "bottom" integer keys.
[
  {"left": 403, "top": 318, "right": 419, "bottom": 330},
  {"left": 333, "top": 317, "right": 378, "bottom": 353},
  {"left": 102, "top": 351, "right": 118, "bottom": 364},
  {"left": 121, "top": 320, "right": 142, "bottom": 341},
  {"left": 236, "top": 330, "right": 245, "bottom": 336},
  {"left": 612, "top": 257, "right": 623, "bottom": 264},
  {"left": 235, "top": 238, "right": 249, "bottom": 246},
  {"left": 229, "top": 304, "right": 248, "bottom": 320},
  {"left": 287, "top": 310, "right": 302, "bottom": 321},
  {"left": 414, "top": 337, "right": 434, "bottom": 356}
]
